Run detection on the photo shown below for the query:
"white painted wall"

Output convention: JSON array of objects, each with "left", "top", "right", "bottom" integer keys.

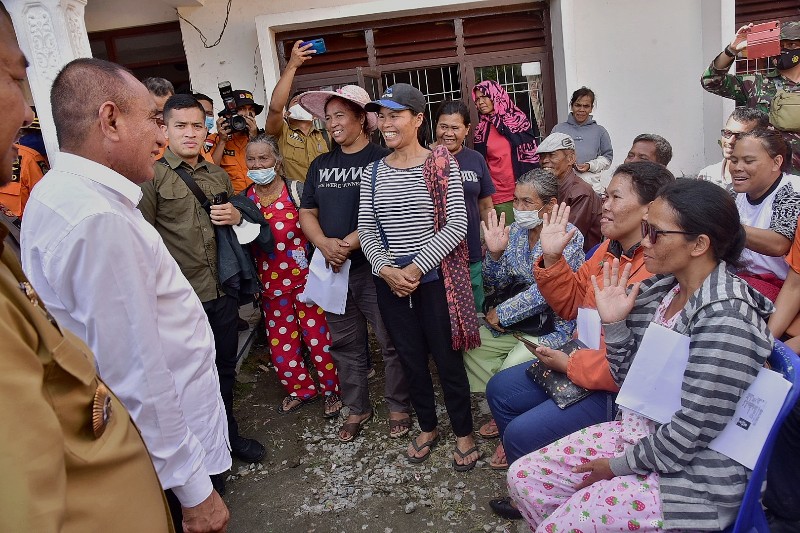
[
  {"left": 85, "top": 0, "right": 179, "bottom": 32},
  {"left": 551, "top": 0, "right": 735, "bottom": 177}
]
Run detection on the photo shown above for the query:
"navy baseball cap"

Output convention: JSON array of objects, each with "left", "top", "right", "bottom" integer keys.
[{"left": 365, "top": 83, "right": 426, "bottom": 114}]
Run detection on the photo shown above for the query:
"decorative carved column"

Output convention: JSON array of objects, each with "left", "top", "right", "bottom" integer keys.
[{"left": 6, "top": 0, "right": 91, "bottom": 165}]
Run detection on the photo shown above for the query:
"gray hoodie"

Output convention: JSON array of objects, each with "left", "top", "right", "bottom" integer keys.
[{"left": 552, "top": 113, "right": 613, "bottom": 194}]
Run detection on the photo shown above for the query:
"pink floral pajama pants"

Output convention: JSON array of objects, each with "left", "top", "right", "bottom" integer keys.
[
  {"left": 508, "top": 411, "right": 686, "bottom": 532},
  {"left": 263, "top": 285, "right": 339, "bottom": 399}
]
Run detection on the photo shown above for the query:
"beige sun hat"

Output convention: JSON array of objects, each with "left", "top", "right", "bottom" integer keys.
[{"left": 299, "top": 85, "right": 378, "bottom": 132}]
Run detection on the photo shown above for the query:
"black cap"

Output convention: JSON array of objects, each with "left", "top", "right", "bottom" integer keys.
[
  {"left": 232, "top": 90, "right": 264, "bottom": 115},
  {"left": 365, "top": 83, "right": 425, "bottom": 114}
]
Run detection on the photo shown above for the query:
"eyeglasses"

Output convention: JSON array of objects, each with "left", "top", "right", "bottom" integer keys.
[
  {"left": 641, "top": 220, "right": 698, "bottom": 244},
  {"left": 720, "top": 129, "right": 745, "bottom": 139}
]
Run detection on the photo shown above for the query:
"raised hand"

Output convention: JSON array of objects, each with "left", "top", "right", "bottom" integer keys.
[
  {"left": 730, "top": 23, "right": 753, "bottom": 53},
  {"left": 481, "top": 210, "right": 510, "bottom": 261},
  {"left": 288, "top": 40, "right": 316, "bottom": 70},
  {"left": 540, "top": 202, "right": 577, "bottom": 266},
  {"left": 590, "top": 259, "right": 640, "bottom": 324}
]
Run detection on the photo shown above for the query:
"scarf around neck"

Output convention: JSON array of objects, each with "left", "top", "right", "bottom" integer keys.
[{"left": 422, "top": 145, "right": 481, "bottom": 351}]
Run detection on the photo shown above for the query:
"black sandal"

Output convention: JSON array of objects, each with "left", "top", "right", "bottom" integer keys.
[
  {"left": 407, "top": 433, "right": 440, "bottom": 464},
  {"left": 452, "top": 445, "right": 483, "bottom": 472}
]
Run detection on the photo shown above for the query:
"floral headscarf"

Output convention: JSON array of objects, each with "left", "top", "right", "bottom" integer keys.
[{"left": 472, "top": 80, "right": 540, "bottom": 169}]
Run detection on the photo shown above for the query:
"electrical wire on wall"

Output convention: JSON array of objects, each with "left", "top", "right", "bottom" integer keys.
[{"left": 176, "top": 0, "right": 232, "bottom": 49}]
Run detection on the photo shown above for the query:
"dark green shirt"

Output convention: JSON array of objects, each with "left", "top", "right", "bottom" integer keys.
[{"left": 139, "top": 148, "right": 234, "bottom": 303}]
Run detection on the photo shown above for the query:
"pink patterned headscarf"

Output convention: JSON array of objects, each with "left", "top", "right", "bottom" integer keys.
[{"left": 472, "top": 80, "right": 539, "bottom": 166}]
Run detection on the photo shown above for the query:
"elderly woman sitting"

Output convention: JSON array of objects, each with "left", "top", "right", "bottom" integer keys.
[{"left": 463, "top": 169, "right": 583, "bottom": 391}]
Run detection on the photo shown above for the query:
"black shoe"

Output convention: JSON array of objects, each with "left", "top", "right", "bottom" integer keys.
[
  {"left": 231, "top": 436, "right": 266, "bottom": 463},
  {"left": 237, "top": 317, "right": 249, "bottom": 332},
  {"left": 489, "top": 496, "right": 522, "bottom": 520}
]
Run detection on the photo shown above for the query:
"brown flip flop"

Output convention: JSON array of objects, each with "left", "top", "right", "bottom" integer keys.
[
  {"left": 489, "top": 443, "right": 508, "bottom": 470},
  {"left": 388, "top": 415, "right": 412, "bottom": 439},
  {"left": 338, "top": 410, "right": 374, "bottom": 443},
  {"left": 478, "top": 418, "right": 500, "bottom": 439}
]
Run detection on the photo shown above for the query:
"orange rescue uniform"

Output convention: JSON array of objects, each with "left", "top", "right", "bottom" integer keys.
[{"left": 0, "top": 144, "right": 48, "bottom": 217}]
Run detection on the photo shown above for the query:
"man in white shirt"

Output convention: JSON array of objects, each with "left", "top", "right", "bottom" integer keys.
[{"left": 21, "top": 58, "right": 230, "bottom": 533}]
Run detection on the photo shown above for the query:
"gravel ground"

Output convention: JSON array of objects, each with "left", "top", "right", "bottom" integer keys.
[{"left": 224, "top": 337, "right": 529, "bottom": 533}]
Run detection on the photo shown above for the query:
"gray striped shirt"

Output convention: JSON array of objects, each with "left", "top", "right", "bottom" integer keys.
[{"left": 605, "top": 262, "right": 774, "bottom": 530}]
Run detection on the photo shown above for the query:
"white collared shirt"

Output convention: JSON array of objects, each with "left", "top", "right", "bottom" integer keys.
[{"left": 21, "top": 152, "right": 231, "bottom": 507}]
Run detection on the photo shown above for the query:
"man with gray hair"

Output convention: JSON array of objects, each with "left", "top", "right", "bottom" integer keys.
[
  {"left": 22, "top": 58, "right": 230, "bottom": 533},
  {"left": 143, "top": 76, "right": 175, "bottom": 122},
  {"left": 536, "top": 132, "right": 602, "bottom": 251}
]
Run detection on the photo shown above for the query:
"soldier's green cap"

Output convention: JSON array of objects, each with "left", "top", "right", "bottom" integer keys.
[{"left": 782, "top": 21, "right": 800, "bottom": 41}]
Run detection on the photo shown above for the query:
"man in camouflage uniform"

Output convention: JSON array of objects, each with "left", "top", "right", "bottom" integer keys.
[{"left": 701, "top": 21, "right": 800, "bottom": 175}]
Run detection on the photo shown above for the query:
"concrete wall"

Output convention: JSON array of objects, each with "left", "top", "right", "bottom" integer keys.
[
  {"left": 85, "top": 0, "right": 179, "bottom": 32},
  {"left": 551, "top": 0, "right": 735, "bottom": 177},
  {"left": 178, "top": 0, "right": 529, "bottom": 129}
]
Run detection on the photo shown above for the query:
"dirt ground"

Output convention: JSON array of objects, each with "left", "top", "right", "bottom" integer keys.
[{"left": 224, "top": 335, "right": 527, "bottom": 533}]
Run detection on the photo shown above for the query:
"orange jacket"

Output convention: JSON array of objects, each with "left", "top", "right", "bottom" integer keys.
[{"left": 533, "top": 240, "right": 651, "bottom": 391}]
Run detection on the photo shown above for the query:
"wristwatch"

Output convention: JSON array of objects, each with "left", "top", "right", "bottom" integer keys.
[{"left": 724, "top": 45, "right": 737, "bottom": 58}]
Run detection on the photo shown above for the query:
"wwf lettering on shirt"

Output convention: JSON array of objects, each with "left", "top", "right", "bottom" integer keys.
[
  {"left": 223, "top": 149, "right": 236, "bottom": 157},
  {"left": 316, "top": 166, "right": 364, "bottom": 189},
  {"left": 461, "top": 170, "right": 480, "bottom": 183}
]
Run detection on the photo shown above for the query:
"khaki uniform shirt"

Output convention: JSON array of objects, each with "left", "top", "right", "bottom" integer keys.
[
  {"left": 277, "top": 120, "right": 328, "bottom": 182},
  {"left": 0, "top": 225, "right": 173, "bottom": 532},
  {"left": 139, "top": 148, "right": 233, "bottom": 303}
]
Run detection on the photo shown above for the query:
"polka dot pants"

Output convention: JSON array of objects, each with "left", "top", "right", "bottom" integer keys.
[{"left": 263, "top": 285, "right": 339, "bottom": 399}]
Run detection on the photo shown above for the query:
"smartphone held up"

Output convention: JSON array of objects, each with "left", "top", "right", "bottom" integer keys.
[
  {"left": 745, "top": 21, "right": 781, "bottom": 60},
  {"left": 300, "top": 38, "right": 327, "bottom": 55}
]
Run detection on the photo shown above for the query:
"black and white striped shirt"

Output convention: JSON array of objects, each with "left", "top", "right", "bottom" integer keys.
[{"left": 358, "top": 157, "right": 467, "bottom": 276}]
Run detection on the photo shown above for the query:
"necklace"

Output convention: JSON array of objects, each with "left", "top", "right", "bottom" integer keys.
[{"left": 254, "top": 184, "right": 282, "bottom": 207}]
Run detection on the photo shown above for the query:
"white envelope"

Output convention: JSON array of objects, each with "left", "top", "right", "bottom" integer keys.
[{"left": 298, "top": 251, "right": 351, "bottom": 314}]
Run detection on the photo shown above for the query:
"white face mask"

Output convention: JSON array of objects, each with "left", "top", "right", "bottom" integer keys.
[
  {"left": 513, "top": 206, "right": 545, "bottom": 229},
  {"left": 287, "top": 104, "right": 313, "bottom": 122},
  {"left": 205, "top": 116, "right": 215, "bottom": 132},
  {"left": 247, "top": 167, "right": 277, "bottom": 185}
]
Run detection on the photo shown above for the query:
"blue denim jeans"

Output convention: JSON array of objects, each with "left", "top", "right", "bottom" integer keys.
[{"left": 486, "top": 362, "right": 613, "bottom": 465}]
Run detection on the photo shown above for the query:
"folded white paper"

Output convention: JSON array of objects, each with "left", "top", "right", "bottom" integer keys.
[
  {"left": 577, "top": 307, "right": 602, "bottom": 349},
  {"left": 709, "top": 367, "right": 790, "bottom": 469},
  {"left": 298, "top": 251, "right": 350, "bottom": 314},
  {"left": 615, "top": 322, "right": 691, "bottom": 424},
  {"left": 616, "top": 322, "right": 791, "bottom": 468}
]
